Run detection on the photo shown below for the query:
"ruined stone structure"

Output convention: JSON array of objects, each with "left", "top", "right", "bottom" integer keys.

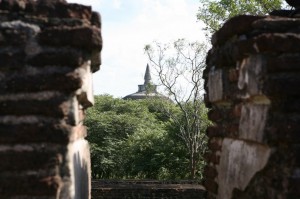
[
  {"left": 203, "top": 14, "right": 300, "bottom": 199},
  {"left": 0, "top": 0, "right": 102, "bottom": 198},
  {"left": 91, "top": 180, "right": 206, "bottom": 199}
]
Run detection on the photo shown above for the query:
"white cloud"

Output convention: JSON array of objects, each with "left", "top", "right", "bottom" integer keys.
[{"left": 112, "top": 0, "right": 122, "bottom": 9}]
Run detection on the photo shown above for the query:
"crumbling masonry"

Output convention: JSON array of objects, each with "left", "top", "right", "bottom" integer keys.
[
  {"left": 203, "top": 14, "right": 300, "bottom": 199},
  {"left": 1, "top": 1, "right": 300, "bottom": 199},
  {"left": 0, "top": 0, "right": 102, "bottom": 198}
]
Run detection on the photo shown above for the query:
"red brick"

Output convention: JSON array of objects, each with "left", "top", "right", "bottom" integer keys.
[
  {"left": 208, "top": 109, "right": 222, "bottom": 122},
  {"left": 231, "top": 104, "right": 242, "bottom": 118},
  {"left": 206, "top": 126, "right": 223, "bottom": 138},
  {"left": 0, "top": 96, "right": 69, "bottom": 117},
  {"left": 266, "top": 54, "right": 300, "bottom": 73},
  {"left": 0, "top": 123, "right": 72, "bottom": 144},
  {"left": 204, "top": 166, "right": 218, "bottom": 179},
  {"left": 212, "top": 15, "right": 265, "bottom": 46},
  {"left": 208, "top": 138, "right": 223, "bottom": 151},
  {"left": 203, "top": 179, "right": 218, "bottom": 194},
  {"left": 38, "top": 26, "right": 102, "bottom": 51},
  {"left": 207, "top": 192, "right": 217, "bottom": 199},
  {"left": 289, "top": 177, "right": 300, "bottom": 198},
  {"left": 0, "top": 70, "right": 82, "bottom": 94},
  {"left": 27, "top": 48, "right": 85, "bottom": 67},
  {"left": 204, "top": 153, "right": 220, "bottom": 165},
  {"left": 228, "top": 68, "right": 239, "bottom": 82},
  {"left": 0, "top": 150, "right": 62, "bottom": 171},
  {"left": 0, "top": 172, "right": 61, "bottom": 196},
  {"left": 226, "top": 123, "right": 239, "bottom": 136}
]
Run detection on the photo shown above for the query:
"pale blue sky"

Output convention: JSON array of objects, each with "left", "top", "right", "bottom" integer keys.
[{"left": 67, "top": 0, "right": 205, "bottom": 98}]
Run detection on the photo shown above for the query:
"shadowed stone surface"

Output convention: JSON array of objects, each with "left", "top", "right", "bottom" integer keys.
[
  {"left": 204, "top": 13, "right": 300, "bottom": 199},
  {"left": 0, "top": 0, "right": 102, "bottom": 198},
  {"left": 217, "top": 138, "right": 271, "bottom": 199}
]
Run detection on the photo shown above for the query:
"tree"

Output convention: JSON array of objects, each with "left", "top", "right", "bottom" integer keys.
[
  {"left": 144, "top": 39, "right": 211, "bottom": 179},
  {"left": 197, "top": 0, "right": 284, "bottom": 34},
  {"left": 85, "top": 95, "right": 193, "bottom": 179}
]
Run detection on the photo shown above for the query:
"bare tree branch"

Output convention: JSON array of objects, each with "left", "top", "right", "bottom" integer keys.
[{"left": 144, "top": 39, "right": 210, "bottom": 179}]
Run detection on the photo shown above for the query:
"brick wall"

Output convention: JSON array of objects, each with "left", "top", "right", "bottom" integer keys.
[
  {"left": 91, "top": 180, "right": 206, "bottom": 199},
  {"left": 203, "top": 13, "right": 300, "bottom": 199},
  {"left": 0, "top": 0, "right": 102, "bottom": 198}
]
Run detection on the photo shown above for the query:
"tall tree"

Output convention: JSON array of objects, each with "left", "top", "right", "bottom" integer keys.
[
  {"left": 197, "top": 0, "right": 284, "bottom": 33},
  {"left": 144, "top": 39, "right": 210, "bottom": 179}
]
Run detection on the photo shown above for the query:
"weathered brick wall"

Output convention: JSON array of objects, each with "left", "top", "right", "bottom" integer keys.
[
  {"left": 91, "top": 180, "right": 206, "bottom": 199},
  {"left": 203, "top": 14, "right": 300, "bottom": 199},
  {"left": 0, "top": 0, "right": 102, "bottom": 198}
]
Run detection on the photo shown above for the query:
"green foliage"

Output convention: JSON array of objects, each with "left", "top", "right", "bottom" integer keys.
[
  {"left": 197, "top": 0, "right": 284, "bottom": 33},
  {"left": 85, "top": 95, "right": 210, "bottom": 180},
  {"left": 149, "top": 97, "right": 211, "bottom": 179}
]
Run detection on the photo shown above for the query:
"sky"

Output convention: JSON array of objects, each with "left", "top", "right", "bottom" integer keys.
[{"left": 67, "top": 0, "right": 205, "bottom": 98}]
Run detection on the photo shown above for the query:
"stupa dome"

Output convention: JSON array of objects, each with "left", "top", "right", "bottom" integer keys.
[{"left": 123, "top": 64, "right": 165, "bottom": 100}]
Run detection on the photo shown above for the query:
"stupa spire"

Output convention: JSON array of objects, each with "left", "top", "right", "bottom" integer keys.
[{"left": 144, "top": 64, "right": 151, "bottom": 85}]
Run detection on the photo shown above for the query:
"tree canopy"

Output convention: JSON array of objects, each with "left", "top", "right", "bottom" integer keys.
[
  {"left": 197, "top": 0, "right": 284, "bottom": 33},
  {"left": 85, "top": 95, "right": 209, "bottom": 180}
]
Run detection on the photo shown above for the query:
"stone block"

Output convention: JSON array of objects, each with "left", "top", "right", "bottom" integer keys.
[
  {"left": 206, "top": 44, "right": 235, "bottom": 68},
  {"left": 204, "top": 166, "right": 218, "bottom": 179},
  {"left": 238, "top": 55, "right": 265, "bottom": 97},
  {"left": 204, "top": 153, "right": 220, "bottom": 165},
  {"left": 268, "top": 113, "right": 300, "bottom": 143},
  {"left": 208, "top": 109, "right": 222, "bottom": 122},
  {"left": 91, "top": 49, "right": 101, "bottom": 72},
  {"left": 34, "top": 1, "right": 92, "bottom": 20},
  {"left": 212, "top": 15, "right": 264, "bottom": 46},
  {"left": 217, "top": 138, "right": 271, "bottom": 199},
  {"left": 0, "top": 171, "right": 61, "bottom": 196},
  {"left": 228, "top": 68, "right": 239, "bottom": 82},
  {"left": 230, "top": 103, "right": 242, "bottom": 118},
  {"left": 235, "top": 33, "right": 300, "bottom": 56},
  {"left": 266, "top": 73, "right": 300, "bottom": 97},
  {"left": 0, "top": 143, "right": 63, "bottom": 196},
  {"left": 208, "top": 138, "right": 223, "bottom": 152},
  {"left": 207, "top": 68, "right": 223, "bottom": 103},
  {"left": 266, "top": 54, "right": 300, "bottom": 73},
  {"left": 289, "top": 177, "right": 300, "bottom": 198},
  {"left": 0, "top": 67, "right": 83, "bottom": 94},
  {"left": 66, "top": 96, "right": 80, "bottom": 126},
  {"left": 70, "top": 124, "right": 87, "bottom": 142},
  {"left": 64, "top": 139, "right": 91, "bottom": 199},
  {"left": 38, "top": 26, "right": 102, "bottom": 51},
  {"left": 204, "top": 179, "right": 218, "bottom": 194},
  {"left": 207, "top": 125, "right": 223, "bottom": 138},
  {"left": 91, "top": 11, "right": 101, "bottom": 28},
  {"left": 27, "top": 48, "right": 85, "bottom": 67},
  {"left": 75, "top": 62, "right": 94, "bottom": 108},
  {"left": 239, "top": 103, "right": 269, "bottom": 142},
  {"left": 0, "top": 49, "right": 25, "bottom": 69},
  {"left": 0, "top": 122, "right": 72, "bottom": 144},
  {"left": 0, "top": 20, "right": 40, "bottom": 45},
  {"left": 0, "top": 144, "right": 62, "bottom": 171},
  {"left": 252, "top": 17, "right": 300, "bottom": 32},
  {"left": 0, "top": 94, "right": 69, "bottom": 117}
]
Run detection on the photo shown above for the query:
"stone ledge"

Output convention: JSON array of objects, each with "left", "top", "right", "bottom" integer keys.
[{"left": 91, "top": 180, "right": 206, "bottom": 199}]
